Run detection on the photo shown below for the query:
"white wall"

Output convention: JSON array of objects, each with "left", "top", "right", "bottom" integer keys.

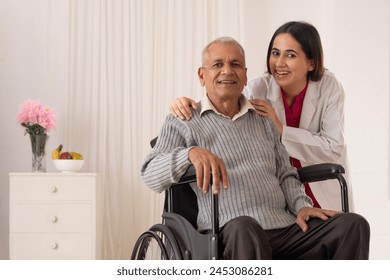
[
  {"left": 0, "top": 0, "right": 68, "bottom": 258},
  {"left": 0, "top": 0, "right": 389, "bottom": 259},
  {"left": 330, "top": 0, "right": 390, "bottom": 259}
]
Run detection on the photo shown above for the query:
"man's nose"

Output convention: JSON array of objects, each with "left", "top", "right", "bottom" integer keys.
[{"left": 221, "top": 65, "right": 233, "bottom": 75}]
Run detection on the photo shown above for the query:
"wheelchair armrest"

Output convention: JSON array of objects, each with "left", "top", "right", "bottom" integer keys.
[
  {"left": 173, "top": 165, "right": 197, "bottom": 185},
  {"left": 298, "top": 163, "right": 345, "bottom": 184},
  {"left": 150, "top": 136, "right": 196, "bottom": 185}
]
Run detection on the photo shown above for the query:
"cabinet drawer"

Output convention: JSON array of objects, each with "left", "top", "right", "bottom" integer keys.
[
  {"left": 10, "top": 203, "right": 92, "bottom": 232},
  {"left": 10, "top": 175, "right": 95, "bottom": 201},
  {"left": 10, "top": 232, "right": 94, "bottom": 259}
]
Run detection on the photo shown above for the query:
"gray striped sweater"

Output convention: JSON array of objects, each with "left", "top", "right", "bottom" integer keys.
[{"left": 141, "top": 102, "right": 313, "bottom": 231}]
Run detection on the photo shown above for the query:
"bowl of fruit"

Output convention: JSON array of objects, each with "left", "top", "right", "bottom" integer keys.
[{"left": 52, "top": 144, "right": 84, "bottom": 172}]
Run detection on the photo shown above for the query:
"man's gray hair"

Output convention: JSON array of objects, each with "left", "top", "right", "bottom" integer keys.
[{"left": 201, "top": 37, "right": 246, "bottom": 66}]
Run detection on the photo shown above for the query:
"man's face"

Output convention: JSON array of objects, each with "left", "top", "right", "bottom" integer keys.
[{"left": 198, "top": 42, "right": 247, "bottom": 101}]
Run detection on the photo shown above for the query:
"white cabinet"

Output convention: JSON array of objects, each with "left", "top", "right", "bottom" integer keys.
[{"left": 9, "top": 173, "right": 103, "bottom": 259}]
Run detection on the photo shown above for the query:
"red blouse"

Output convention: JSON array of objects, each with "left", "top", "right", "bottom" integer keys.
[{"left": 281, "top": 85, "right": 321, "bottom": 208}]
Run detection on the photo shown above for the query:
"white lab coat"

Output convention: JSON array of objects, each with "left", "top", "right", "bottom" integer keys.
[{"left": 244, "top": 71, "right": 353, "bottom": 212}]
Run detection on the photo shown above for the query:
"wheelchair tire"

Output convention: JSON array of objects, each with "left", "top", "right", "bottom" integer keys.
[{"left": 131, "top": 224, "right": 183, "bottom": 260}]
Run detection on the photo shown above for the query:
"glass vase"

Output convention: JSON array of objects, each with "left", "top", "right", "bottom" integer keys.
[{"left": 30, "top": 134, "right": 48, "bottom": 172}]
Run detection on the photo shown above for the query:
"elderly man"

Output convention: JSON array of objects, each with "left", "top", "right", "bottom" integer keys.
[{"left": 141, "top": 37, "right": 370, "bottom": 259}]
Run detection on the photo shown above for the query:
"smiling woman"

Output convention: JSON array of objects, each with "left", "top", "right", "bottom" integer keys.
[
  {"left": 248, "top": 21, "right": 348, "bottom": 211},
  {"left": 268, "top": 33, "right": 315, "bottom": 102}
]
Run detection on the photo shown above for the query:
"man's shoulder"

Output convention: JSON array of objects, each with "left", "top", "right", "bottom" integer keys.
[
  {"left": 247, "top": 110, "right": 273, "bottom": 125},
  {"left": 249, "top": 112, "right": 279, "bottom": 137}
]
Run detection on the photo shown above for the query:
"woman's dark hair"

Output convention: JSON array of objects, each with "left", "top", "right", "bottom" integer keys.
[{"left": 266, "top": 21, "right": 324, "bottom": 81}]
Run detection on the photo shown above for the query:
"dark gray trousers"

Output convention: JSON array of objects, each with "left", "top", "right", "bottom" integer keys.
[{"left": 219, "top": 213, "right": 370, "bottom": 260}]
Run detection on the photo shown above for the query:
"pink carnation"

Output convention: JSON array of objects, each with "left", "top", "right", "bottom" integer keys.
[{"left": 17, "top": 99, "right": 57, "bottom": 135}]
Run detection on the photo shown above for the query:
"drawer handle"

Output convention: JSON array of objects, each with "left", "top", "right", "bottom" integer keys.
[
  {"left": 50, "top": 216, "right": 58, "bottom": 223},
  {"left": 50, "top": 243, "right": 58, "bottom": 250},
  {"left": 50, "top": 186, "right": 57, "bottom": 193}
]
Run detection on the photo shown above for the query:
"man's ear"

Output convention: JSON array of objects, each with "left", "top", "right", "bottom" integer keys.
[
  {"left": 245, "top": 67, "right": 248, "bottom": 86},
  {"left": 198, "top": 67, "right": 205, "bottom": 86}
]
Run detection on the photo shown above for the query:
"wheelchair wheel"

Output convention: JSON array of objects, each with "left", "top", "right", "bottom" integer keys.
[{"left": 131, "top": 224, "right": 183, "bottom": 260}]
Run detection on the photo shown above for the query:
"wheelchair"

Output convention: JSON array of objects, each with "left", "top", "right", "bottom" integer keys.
[{"left": 131, "top": 156, "right": 349, "bottom": 260}]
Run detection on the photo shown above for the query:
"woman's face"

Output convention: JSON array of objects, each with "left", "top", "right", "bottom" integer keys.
[{"left": 269, "top": 33, "right": 314, "bottom": 96}]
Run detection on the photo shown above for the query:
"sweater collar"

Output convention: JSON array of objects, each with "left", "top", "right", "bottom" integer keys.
[{"left": 200, "top": 94, "right": 255, "bottom": 121}]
